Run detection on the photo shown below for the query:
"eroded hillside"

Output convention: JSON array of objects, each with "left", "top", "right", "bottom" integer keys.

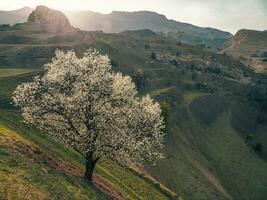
[{"left": 223, "top": 29, "right": 267, "bottom": 73}]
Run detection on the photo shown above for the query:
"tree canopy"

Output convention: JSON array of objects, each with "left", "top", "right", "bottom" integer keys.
[{"left": 13, "top": 49, "right": 165, "bottom": 181}]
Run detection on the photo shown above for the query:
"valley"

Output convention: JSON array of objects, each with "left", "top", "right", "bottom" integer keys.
[{"left": 0, "top": 5, "right": 267, "bottom": 200}]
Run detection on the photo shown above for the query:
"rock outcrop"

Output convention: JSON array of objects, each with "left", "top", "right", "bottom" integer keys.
[{"left": 27, "top": 6, "right": 75, "bottom": 34}]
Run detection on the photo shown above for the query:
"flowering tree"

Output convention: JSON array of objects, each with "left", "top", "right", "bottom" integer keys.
[{"left": 13, "top": 49, "right": 165, "bottom": 182}]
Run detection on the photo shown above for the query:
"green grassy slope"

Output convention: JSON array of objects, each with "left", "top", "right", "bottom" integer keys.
[
  {"left": 150, "top": 92, "right": 267, "bottom": 200},
  {"left": 0, "top": 68, "right": 39, "bottom": 77},
  {"left": 0, "top": 70, "right": 179, "bottom": 200},
  {"left": 0, "top": 123, "right": 103, "bottom": 200},
  {"left": 0, "top": 27, "right": 266, "bottom": 200}
]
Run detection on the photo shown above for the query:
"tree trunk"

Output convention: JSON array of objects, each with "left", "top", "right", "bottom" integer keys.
[{"left": 84, "top": 155, "right": 97, "bottom": 182}]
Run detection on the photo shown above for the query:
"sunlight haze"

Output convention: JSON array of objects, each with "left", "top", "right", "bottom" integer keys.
[{"left": 0, "top": 0, "right": 266, "bottom": 33}]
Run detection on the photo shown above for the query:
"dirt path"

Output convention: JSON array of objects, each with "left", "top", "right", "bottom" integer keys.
[{"left": 93, "top": 175, "right": 126, "bottom": 200}]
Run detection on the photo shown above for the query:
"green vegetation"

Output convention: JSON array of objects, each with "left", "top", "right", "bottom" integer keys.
[
  {"left": 149, "top": 87, "right": 174, "bottom": 97},
  {"left": 0, "top": 68, "right": 40, "bottom": 77},
  {"left": 0, "top": 25, "right": 266, "bottom": 200},
  {"left": 150, "top": 51, "right": 157, "bottom": 60},
  {"left": 0, "top": 69, "right": 178, "bottom": 199},
  {"left": 0, "top": 121, "right": 103, "bottom": 200}
]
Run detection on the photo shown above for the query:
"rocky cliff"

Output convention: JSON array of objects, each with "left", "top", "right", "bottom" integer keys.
[{"left": 28, "top": 6, "right": 76, "bottom": 34}]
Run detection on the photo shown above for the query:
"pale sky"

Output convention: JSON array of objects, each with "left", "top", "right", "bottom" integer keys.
[{"left": 0, "top": 0, "right": 266, "bottom": 33}]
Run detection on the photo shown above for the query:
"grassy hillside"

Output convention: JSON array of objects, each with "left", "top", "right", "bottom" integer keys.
[
  {"left": 0, "top": 122, "right": 103, "bottom": 200},
  {"left": 150, "top": 92, "right": 267, "bottom": 200},
  {"left": 0, "top": 69, "right": 180, "bottom": 200},
  {"left": 0, "top": 68, "right": 39, "bottom": 77},
  {"left": 0, "top": 25, "right": 266, "bottom": 200}
]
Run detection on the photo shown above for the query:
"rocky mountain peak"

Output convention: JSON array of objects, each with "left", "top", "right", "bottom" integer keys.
[{"left": 27, "top": 5, "right": 75, "bottom": 34}]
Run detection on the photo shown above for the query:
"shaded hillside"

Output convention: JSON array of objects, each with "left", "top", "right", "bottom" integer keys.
[
  {"left": 0, "top": 8, "right": 267, "bottom": 200},
  {"left": 0, "top": 7, "right": 33, "bottom": 25},
  {"left": 223, "top": 29, "right": 267, "bottom": 73}
]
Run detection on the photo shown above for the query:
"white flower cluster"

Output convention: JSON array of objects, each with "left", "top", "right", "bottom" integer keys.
[{"left": 13, "top": 49, "right": 165, "bottom": 165}]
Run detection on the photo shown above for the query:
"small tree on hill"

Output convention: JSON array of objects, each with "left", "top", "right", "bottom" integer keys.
[
  {"left": 150, "top": 51, "right": 157, "bottom": 60},
  {"left": 13, "top": 49, "right": 165, "bottom": 182},
  {"left": 254, "top": 142, "right": 263, "bottom": 153}
]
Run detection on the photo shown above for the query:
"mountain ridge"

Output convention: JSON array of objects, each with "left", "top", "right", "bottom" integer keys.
[
  {"left": 223, "top": 29, "right": 267, "bottom": 72},
  {"left": 66, "top": 10, "right": 232, "bottom": 36},
  {"left": 0, "top": 6, "right": 232, "bottom": 48},
  {"left": 65, "top": 9, "right": 232, "bottom": 49},
  {"left": 0, "top": 7, "right": 33, "bottom": 25}
]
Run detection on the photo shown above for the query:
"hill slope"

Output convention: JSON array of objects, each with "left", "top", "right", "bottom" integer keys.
[
  {"left": 0, "top": 7, "right": 33, "bottom": 25},
  {"left": 65, "top": 10, "right": 232, "bottom": 49},
  {"left": 0, "top": 73, "right": 179, "bottom": 200},
  {"left": 0, "top": 8, "right": 267, "bottom": 200},
  {"left": 65, "top": 10, "right": 231, "bottom": 37},
  {"left": 223, "top": 29, "right": 267, "bottom": 72}
]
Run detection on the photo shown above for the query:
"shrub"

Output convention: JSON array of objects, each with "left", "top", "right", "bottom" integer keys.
[
  {"left": 170, "top": 59, "right": 178, "bottom": 67},
  {"left": 191, "top": 72, "right": 198, "bottom": 81},
  {"left": 150, "top": 51, "right": 157, "bottom": 60},
  {"left": 261, "top": 51, "right": 267, "bottom": 57},
  {"left": 144, "top": 44, "right": 150, "bottom": 49},
  {"left": 132, "top": 69, "right": 147, "bottom": 89},
  {"left": 254, "top": 142, "right": 263, "bottom": 153}
]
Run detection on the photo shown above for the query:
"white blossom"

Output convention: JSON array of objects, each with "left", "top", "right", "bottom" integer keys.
[{"left": 13, "top": 49, "right": 165, "bottom": 173}]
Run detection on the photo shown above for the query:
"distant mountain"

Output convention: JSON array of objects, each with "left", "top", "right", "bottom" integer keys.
[
  {"left": 65, "top": 10, "right": 232, "bottom": 49},
  {"left": 0, "top": 7, "right": 232, "bottom": 49},
  {"left": 223, "top": 29, "right": 267, "bottom": 72},
  {"left": 0, "top": 7, "right": 33, "bottom": 25}
]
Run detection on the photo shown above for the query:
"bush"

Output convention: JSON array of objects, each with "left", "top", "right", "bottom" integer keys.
[
  {"left": 160, "top": 101, "right": 171, "bottom": 131},
  {"left": 245, "top": 134, "right": 254, "bottom": 143},
  {"left": 254, "top": 142, "right": 263, "bottom": 153},
  {"left": 154, "top": 183, "right": 161, "bottom": 189},
  {"left": 170, "top": 59, "right": 178, "bottom": 67},
  {"left": 176, "top": 41, "right": 182, "bottom": 46},
  {"left": 132, "top": 69, "right": 147, "bottom": 90},
  {"left": 150, "top": 51, "right": 157, "bottom": 60},
  {"left": 258, "top": 114, "right": 267, "bottom": 125},
  {"left": 206, "top": 66, "right": 222, "bottom": 75},
  {"left": 144, "top": 44, "right": 150, "bottom": 49},
  {"left": 197, "top": 83, "right": 216, "bottom": 93},
  {"left": 9, "top": 157, "right": 20, "bottom": 167},
  {"left": 110, "top": 59, "right": 118, "bottom": 67},
  {"left": 191, "top": 72, "right": 198, "bottom": 81},
  {"left": 261, "top": 51, "right": 267, "bottom": 57}
]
